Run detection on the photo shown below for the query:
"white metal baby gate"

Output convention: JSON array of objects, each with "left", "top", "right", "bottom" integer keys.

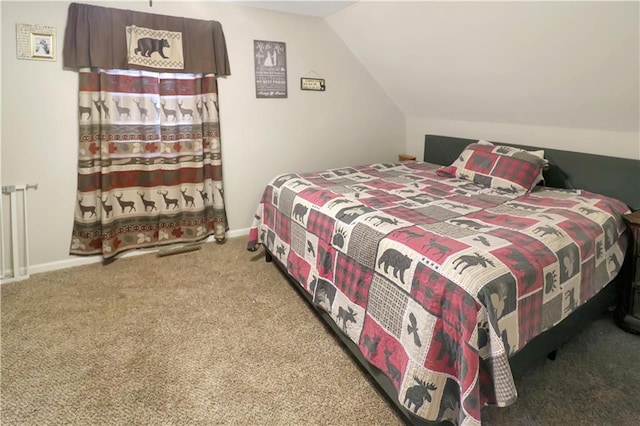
[{"left": 1, "top": 183, "right": 38, "bottom": 284}]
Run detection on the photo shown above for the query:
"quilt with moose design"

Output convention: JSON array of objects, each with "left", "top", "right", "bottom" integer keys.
[{"left": 247, "top": 161, "right": 629, "bottom": 425}]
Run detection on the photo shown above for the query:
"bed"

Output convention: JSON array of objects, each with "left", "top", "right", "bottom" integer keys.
[{"left": 246, "top": 135, "right": 639, "bottom": 425}]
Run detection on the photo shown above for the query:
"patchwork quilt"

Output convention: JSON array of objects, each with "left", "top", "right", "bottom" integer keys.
[{"left": 247, "top": 161, "right": 629, "bottom": 425}]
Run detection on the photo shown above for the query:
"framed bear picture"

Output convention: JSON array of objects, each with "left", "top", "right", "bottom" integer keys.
[{"left": 126, "top": 25, "right": 184, "bottom": 70}]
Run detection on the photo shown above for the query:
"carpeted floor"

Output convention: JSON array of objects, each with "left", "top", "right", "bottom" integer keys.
[{"left": 2, "top": 237, "right": 639, "bottom": 425}]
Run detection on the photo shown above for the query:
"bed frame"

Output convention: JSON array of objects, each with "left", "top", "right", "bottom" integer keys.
[{"left": 263, "top": 134, "right": 640, "bottom": 425}]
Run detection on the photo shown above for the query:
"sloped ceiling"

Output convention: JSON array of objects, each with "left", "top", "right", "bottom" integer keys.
[{"left": 326, "top": 1, "right": 639, "bottom": 132}]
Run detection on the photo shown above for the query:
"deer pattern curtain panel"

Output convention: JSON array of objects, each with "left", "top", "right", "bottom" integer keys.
[{"left": 71, "top": 68, "right": 227, "bottom": 258}]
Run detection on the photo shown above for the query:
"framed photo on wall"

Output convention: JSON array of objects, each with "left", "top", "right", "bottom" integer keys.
[
  {"left": 30, "top": 33, "right": 54, "bottom": 60},
  {"left": 16, "top": 23, "right": 56, "bottom": 62}
]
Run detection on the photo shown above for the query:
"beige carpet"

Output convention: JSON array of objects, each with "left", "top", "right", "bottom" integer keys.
[
  {"left": 2, "top": 237, "right": 639, "bottom": 425},
  {"left": 2, "top": 238, "right": 401, "bottom": 425}
]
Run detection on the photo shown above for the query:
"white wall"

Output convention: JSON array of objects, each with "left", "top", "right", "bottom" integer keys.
[
  {"left": 0, "top": 1, "right": 405, "bottom": 272},
  {"left": 406, "top": 118, "right": 640, "bottom": 161},
  {"left": 327, "top": 1, "right": 640, "bottom": 159}
]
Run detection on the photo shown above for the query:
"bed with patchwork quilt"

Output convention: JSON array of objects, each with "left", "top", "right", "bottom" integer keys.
[{"left": 246, "top": 140, "right": 632, "bottom": 425}]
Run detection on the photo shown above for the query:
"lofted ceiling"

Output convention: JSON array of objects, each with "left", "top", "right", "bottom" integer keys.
[
  {"left": 230, "top": 1, "right": 639, "bottom": 134},
  {"left": 325, "top": 1, "right": 639, "bottom": 133}
]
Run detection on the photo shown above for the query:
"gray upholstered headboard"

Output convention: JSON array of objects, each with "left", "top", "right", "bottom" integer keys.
[{"left": 424, "top": 135, "right": 640, "bottom": 211}]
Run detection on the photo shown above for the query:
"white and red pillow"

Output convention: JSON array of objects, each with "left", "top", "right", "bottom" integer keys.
[{"left": 436, "top": 141, "right": 546, "bottom": 194}]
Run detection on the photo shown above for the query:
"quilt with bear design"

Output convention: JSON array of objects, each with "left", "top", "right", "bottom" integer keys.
[{"left": 247, "top": 161, "right": 629, "bottom": 425}]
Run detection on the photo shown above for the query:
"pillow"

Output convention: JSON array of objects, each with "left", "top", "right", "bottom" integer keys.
[
  {"left": 436, "top": 141, "right": 546, "bottom": 194},
  {"left": 479, "top": 140, "right": 548, "bottom": 185},
  {"left": 526, "top": 149, "right": 548, "bottom": 186},
  {"left": 473, "top": 140, "right": 547, "bottom": 185}
]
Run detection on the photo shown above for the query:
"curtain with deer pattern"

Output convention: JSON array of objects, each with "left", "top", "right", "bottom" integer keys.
[{"left": 71, "top": 68, "right": 227, "bottom": 258}]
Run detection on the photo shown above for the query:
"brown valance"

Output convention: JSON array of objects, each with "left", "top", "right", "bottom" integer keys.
[{"left": 63, "top": 3, "right": 231, "bottom": 75}]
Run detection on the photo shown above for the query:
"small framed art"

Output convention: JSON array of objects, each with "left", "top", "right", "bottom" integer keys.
[
  {"left": 16, "top": 23, "right": 56, "bottom": 62},
  {"left": 30, "top": 33, "right": 54, "bottom": 59},
  {"left": 300, "top": 77, "right": 326, "bottom": 91}
]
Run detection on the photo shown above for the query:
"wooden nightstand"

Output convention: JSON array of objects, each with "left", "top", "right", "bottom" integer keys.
[
  {"left": 615, "top": 211, "right": 640, "bottom": 334},
  {"left": 399, "top": 154, "right": 416, "bottom": 162}
]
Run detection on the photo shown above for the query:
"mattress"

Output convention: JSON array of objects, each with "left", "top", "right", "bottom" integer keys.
[{"left": 247, "top": 161, "right": 628, "bottom": 425}]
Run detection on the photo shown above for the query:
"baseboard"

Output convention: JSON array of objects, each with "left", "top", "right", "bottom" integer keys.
[
  {"left": 28, "top": 249, "right": 153, "bottom": 276},
  {"left": 226, "top": 227, "right": 250, "bottom": 238},
  {"left": 1, "top": 228, "right": 251, "bottom": 283}
]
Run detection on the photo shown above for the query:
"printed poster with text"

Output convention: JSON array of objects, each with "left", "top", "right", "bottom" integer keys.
[{"left": 254, "top": 40, "right": 287, "bottom": 98}]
